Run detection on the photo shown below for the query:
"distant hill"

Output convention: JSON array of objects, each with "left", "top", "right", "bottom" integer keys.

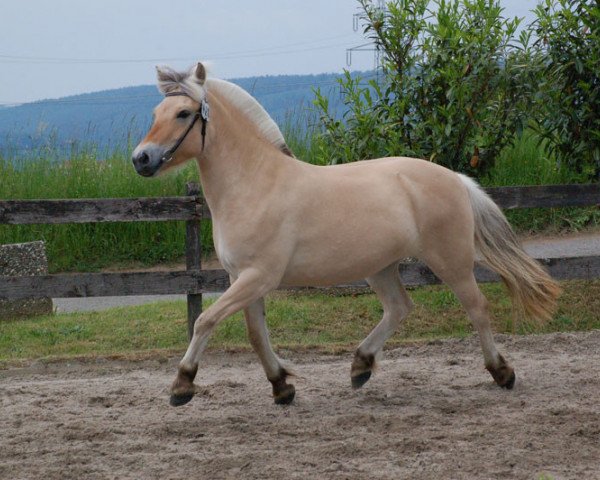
[{"left": 0, "top": 73, "right": 361, "bottom": 158}]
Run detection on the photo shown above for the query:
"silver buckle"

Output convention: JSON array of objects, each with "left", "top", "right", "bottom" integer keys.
[{"left": 201, "top": 100, "right": 210, "bottom": 122}]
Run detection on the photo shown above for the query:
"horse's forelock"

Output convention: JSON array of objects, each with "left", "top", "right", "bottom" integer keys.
[{"left": 156, "top": 65, "right": 206, "bottom": 102}]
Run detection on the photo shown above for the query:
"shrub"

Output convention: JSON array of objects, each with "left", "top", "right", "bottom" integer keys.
[
  {"left": 313, "top": 0, "right": 537, "bottom": 175},
  {"left": 532, "top": 0, "right": 600, "bottom": 181}
]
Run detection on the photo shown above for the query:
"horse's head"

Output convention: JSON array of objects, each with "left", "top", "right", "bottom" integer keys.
[{"left": 132, "top": 63, "right": 208, "bottom": 177}]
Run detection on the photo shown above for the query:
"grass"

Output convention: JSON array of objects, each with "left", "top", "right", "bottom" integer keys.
[
  {"left": 483, "top": 131, "right": 600, "bottom": 233},
  {"left": 0, "top": 152, "right": 211, "bottom": 272},
  {"left": 1, "top": 280, "right": 599, "bottom": 364}
]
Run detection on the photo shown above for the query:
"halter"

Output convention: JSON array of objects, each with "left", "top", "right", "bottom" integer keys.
[{"left": 160, "top": 91, "right": 210, "bottom": 164}]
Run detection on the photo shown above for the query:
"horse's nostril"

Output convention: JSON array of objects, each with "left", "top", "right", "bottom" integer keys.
[{"left": 138, "top": 152, "right": 150, "bottom": 166}]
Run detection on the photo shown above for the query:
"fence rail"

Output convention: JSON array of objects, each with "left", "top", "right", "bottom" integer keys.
[
  {"left": 1, "top": 182, "right": 599, "bottom": 337},
  {"left": 0, "top": 196, "right": 203, "bottom": 224},
  {"left": 1, "top": 184, "right": 598, "bottom": 224},
  {"left": 486, "top": 183, "right": 600, "bottom": 209},
  {"left": 2, "top": 256, "right": 599, "bottom": 298}
]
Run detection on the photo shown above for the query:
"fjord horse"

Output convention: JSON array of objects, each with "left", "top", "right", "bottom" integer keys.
[{"left": 132, "top": 63, "right": 560, "bottom": 406}]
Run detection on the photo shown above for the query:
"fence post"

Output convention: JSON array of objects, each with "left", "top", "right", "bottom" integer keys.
[{"left": 185, "top": 182, "right": 203, "bottom": 340}]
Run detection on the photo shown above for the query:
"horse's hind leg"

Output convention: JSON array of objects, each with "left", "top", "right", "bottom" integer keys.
[
  {"left": 244, "top": 297, "right": 295, "bottom": 405},
  {"left": 449, "top": 274, "right": 515, "bottom": 388},
  {"left": 351, "top": 262, "right": 414, "bottom": 389},
  {"left": 426, "top": 256, "right": 516, "bottom": 389}
]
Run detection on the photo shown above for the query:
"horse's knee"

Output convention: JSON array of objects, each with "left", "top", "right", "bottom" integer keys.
[{"left": 193, "top": 315, "right": 217, "bottom": 336}]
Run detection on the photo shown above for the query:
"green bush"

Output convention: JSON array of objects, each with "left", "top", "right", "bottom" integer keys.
[
  {"left": 532, "top": 0, "right": 600, "bottom": 181},
  {"left": 313, "top": 0, "right": 537, "bottom": 175}
]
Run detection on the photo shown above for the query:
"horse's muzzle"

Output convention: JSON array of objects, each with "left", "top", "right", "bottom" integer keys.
[{"left": 131, "top": 144, "right": 164, "bottom": 177}]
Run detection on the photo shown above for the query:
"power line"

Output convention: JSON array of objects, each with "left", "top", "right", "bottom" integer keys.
[
  {"left": 0, "top": 42, "right": 352, "bottom": 64},
  {"left": 0, "top": 34, "right": 358, "bottom": 65},
  {"left": 0, "top": 94, "right": 159, "bottom": 106}
]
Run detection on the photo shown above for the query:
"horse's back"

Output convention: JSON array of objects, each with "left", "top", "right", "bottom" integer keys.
[
  {"left": 318, "top": 155, "right": 463, "bottom": 184},
  {"left": 299, "top": 156, "right": 471, "bottom": 231}
]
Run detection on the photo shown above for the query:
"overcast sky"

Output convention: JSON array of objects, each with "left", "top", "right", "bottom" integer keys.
[{"left": 1, "top": 0, "right": 538, "bottom": 105}]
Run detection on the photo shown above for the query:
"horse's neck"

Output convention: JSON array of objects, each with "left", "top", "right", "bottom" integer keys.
[{"left": 196, "top": 92, "right": 290, "bottom": 216}]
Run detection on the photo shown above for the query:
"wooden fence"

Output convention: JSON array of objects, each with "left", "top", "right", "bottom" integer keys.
[{"left": 1, "top": 183, "right": 599, "bottom": 338}]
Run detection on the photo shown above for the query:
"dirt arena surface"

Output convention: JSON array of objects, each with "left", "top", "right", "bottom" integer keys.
[{"left": 1, "top": 331, "right": 598, "bottom": 480}]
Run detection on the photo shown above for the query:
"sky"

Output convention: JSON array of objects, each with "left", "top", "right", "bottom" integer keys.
[{"left": 1, "top": 0, "right": 538, "bottom": 105}]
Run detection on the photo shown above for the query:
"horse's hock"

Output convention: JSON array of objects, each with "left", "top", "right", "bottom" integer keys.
[{"left": 0, "top": 241, "right": 53, "bottom": 320}]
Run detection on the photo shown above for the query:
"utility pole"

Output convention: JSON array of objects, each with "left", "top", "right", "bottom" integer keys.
[{"left": 345, "top": 0, "right": 386, "bottom": 72}]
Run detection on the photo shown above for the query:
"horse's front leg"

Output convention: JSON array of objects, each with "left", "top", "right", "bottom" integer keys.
[
  {"left": 170, "top": 268, "right": 277, "bottom": 407},
  {"left": 244, "top": 297, "right": 295, "bottom": 404}
]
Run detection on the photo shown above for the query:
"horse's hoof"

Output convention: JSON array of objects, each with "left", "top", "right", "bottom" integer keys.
[
  {"left": 486, "top": 355, "right": 515, "bottom": 390},
  {"left": 502, "top": 371, "right": 516, "bottom": 390},
  {"left": 351, "top": 351, "right": 375, "bottom": 389},
  {"left": 169, "top": 392, "right": 194, "bottom": 407},
  {"left": 351, "top": 370, "right": 372, "bottom": 389},
  {"left": 273, "top": 384, "right": 295, "bottom": 405}
]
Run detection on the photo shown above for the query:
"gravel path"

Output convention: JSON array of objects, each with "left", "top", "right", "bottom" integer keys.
[
  {"left": 53, "top": 294, "right": 188, "bottom": 314},
  {"left": 522, "top": 231, "right": 600, "bottom": 258}
]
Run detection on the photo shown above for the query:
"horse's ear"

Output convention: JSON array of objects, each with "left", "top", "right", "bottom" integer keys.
[
  {"left": 156, "top": 65, "right": 179, "bottom": 84},
  {"left": 194, "top": 63, "right": 206, "bottom": 85},
  {"left": 156, "top": 65, "right": 178, "bottom": 94}
]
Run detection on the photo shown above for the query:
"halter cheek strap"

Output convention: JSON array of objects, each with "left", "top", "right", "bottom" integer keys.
[{"left": 160, "top": 91, "right": 210, "bottom": 164}]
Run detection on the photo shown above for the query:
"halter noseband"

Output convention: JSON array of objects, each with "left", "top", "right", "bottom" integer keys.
[{"left": 160, "top": 91, "right": 210, "bottom": 164}]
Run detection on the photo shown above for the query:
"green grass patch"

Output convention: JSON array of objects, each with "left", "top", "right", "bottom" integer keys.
[
  {"left": 483, "top": 131, "right": 600, "bottom": 233},
  {"left": 0, "top": 154, "right": 212, "bottom": 272},
  {"left": 1, "top": 280, "right": 598, "bottom": 364}
]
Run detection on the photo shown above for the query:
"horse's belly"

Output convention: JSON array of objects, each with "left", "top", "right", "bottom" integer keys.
[{"left": 281, "top": 222, "right": 416, "bottom": 287}]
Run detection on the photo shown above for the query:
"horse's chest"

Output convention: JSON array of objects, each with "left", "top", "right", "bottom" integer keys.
[
  {"left": 213, "top": 229, "right": 235, "bottom": 273},
  {"left": 212, "top": 221, "right": 251, "bottom": 276}
]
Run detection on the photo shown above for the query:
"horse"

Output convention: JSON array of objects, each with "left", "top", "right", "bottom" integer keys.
[{"left": 132, "top": 63, "right": 561, "bottom": 407}]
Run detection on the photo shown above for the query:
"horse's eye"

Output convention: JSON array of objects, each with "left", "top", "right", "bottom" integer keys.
[{"left": 177, "top": 110, "right": 191, "bottom": 119}]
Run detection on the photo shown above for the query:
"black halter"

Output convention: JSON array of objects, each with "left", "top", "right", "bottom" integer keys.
[{"left": 160, "top": 91, "right": 210, "bottom": 164}]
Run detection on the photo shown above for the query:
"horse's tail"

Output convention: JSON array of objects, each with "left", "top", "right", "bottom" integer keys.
[{"left": 458, "top": 174, "right": 561, "bottom": 321}]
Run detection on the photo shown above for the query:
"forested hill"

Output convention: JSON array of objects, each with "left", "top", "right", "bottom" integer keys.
[{"left": 0, "top": 72, "right": 355, "bottom": 157}]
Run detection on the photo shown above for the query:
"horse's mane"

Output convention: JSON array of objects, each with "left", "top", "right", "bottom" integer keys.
[
  {"left": 156, "top": 66, "right": 293, "bottom": 156},
  {"left": 207, "top": 79, "right": 292, "bottom": 156}
]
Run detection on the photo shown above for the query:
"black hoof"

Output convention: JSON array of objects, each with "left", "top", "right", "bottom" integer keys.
[
  {"left": 274, "top": 384, "right": 295, "bottom": 405},
  {"left": 502, "top": 371, "right": 516, "bottom": 390},
  {"left": 351, "top": 370, "right": 372, "bottom": 389},
  {"left": 169, "top": 392, "right": 194, "bottom": 407}
]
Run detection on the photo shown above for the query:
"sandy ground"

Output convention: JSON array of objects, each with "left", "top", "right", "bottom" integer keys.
[{"left": 1, "top": 331, "right": 599, "bottom": 480}]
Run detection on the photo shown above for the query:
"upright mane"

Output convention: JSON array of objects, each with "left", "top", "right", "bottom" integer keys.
[
  {"left": 156, "top": 65, "right": 293, "bottom": 156},
  {"left": 207, "top": 78, "right": 293, "bottom": 156}
]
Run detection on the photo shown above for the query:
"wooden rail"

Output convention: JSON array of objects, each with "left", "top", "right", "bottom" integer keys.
[
  {"left": 0, "top": 196, "right": 203, "bottom": 224},
  {"left": 1, "top": 182, "right": 599, "bottom": 337},
  {"left": 2, "top": 256, "right": 599, "bottom": 298},
  {"left": 0, "top": 270, "right": 229, "bottom": 298},
  {"left": 1, "top": 184, "right": 598, "bottom": 223},
  {"left": 486, "top": 184, "right": 600, "bottom": 209}
]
